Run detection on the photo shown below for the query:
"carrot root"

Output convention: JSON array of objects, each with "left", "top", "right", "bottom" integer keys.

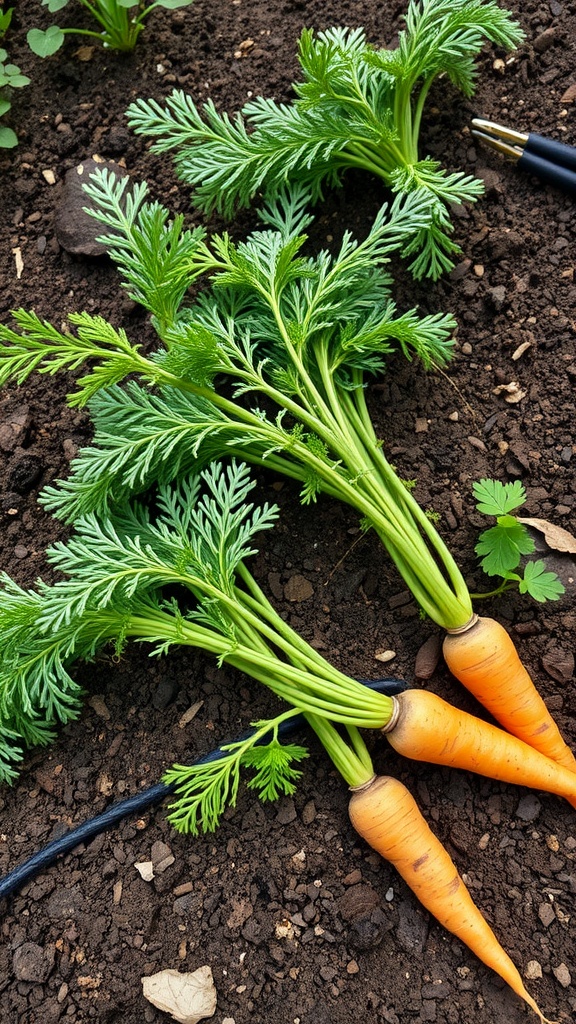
[
  {"left": 443, "top": 616, "right": 576, "bottom": 772},
  {"left": 385, "top": 689, "right": 576, "bottom": 812},
  {"left": 349, "top": 775, "right": 556, "bottom": 1024}
]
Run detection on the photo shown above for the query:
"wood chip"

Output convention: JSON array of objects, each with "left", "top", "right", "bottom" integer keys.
[
  {"left": 511, "top": 340, "right": 532, "bottom": 361},
  {"left": 493, "top": 381, "right": 526, "bottom": 403},
  {"left": 12, "top": 247, "right": 24, "bottom": 279},
  {"left": 541, "top": 647, "right": 575, "bottom": 684},
  {"left": 42, "top": 169, "right": 56, "bottom": 185},
  {"left": 560, "top": 83, "right": 576, "bottom": 103}
]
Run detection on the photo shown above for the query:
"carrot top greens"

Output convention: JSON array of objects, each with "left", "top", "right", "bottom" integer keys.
[
  {"left": 0, "top": 169, "right": 471, "bottom": 629},
  {"left": 0, "top": 461, "right": 387, "bottom": 823},
  {"left": 125, "top": 0, "right": 524, "bottom": 277}
]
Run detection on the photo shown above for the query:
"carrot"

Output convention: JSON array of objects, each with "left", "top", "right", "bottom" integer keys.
[
  {"left": 349, "top": 775, "right": 556, "bottom": 1024},
  {"left": 443, "top": 615, "right": 576, "bottom": 771},
  {"left": 384, "top": 688, "right": 576, "bottom": 810}
]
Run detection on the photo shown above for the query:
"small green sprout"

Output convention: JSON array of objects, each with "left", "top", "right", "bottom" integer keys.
[
  {"left": 0, "top": 9, "right": 30, "bottom": 149},
  {"left": 472, "top": 479, "right": 564, "bottom": 603},
  {"left": 27, "top": 0, "right": 194, "bottom": 57}
]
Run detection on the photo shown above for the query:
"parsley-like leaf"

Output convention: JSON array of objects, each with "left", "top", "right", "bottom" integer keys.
[
  {"left": 472, "top": 478, "right": 526, "bottom": 516},
  {"left": 519, "top": 560, "right": 565, "bottom": 603},
  {"left": 475, "top": 518, "right": 535, "bottom": 576}
]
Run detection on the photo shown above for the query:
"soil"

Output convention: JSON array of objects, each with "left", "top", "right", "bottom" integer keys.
[{"left": 1, "top": 1, "right": 576, "bottom": 1022}]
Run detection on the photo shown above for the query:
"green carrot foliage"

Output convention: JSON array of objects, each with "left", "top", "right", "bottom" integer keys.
[{"left": 126, "top": 1, "right": 524, "bottom": 277}]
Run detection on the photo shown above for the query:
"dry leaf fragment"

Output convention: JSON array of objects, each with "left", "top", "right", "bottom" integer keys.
[
  {"left": 178, "top": 699, "right": 204, "bottom": 729},
  {"left": 73, "top": 45, "right": 95, "bottom": 61},
  {"left": 142, "top": 966, "right": 217, "bottom": 1024},
  {"left": 492, "top": 381, "right": 526, "bottom": 404},
  {"left": 518, "top": 517, "right": 576, "bottom": 554},
  {"left": 561, "top": 83, "right": 576, "bottom": 104},
  {"left": 97, "top": 772, "right": 114, "bottom": 796}
]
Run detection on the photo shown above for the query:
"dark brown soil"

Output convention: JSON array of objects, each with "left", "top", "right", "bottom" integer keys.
[{"left": 1, "top": 1, "right": 576, "bottom": 1022}]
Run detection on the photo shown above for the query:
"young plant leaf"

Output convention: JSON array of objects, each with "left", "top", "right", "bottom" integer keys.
[
  {"left": 472, "top": 478, "right": 526, "bottom": 517},
  {"left": 518, "top": 560, "right": 565, "bottom": 603},
  {"left": 125, "top": 3, "right": 523, "bottom": 278},
  {"left": 43, "top": 0, "right": 69, "bottom": 12},
  {"left": 0, "top": 124, "right": 17, "bottom": 148},
  {"left": 475, "top": 517, "right": 535, "bottom": 577},
  {"left": 27, "top": 26, "right": 64, "bottom": 57},
  {"left": 241, "top": 740, "right": 309, "bottom": 801}
]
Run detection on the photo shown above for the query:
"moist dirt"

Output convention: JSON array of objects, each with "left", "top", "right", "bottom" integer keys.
[{"left": 1, "top": 1, "right": 576, "bottom": 1022}]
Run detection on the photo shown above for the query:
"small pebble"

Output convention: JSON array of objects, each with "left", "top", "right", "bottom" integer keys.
[
  {"left": 374, "top": 649, "right": 396, "bottom": 663},
  {"left": 538, "top": 903, "right": 555, "bottom": 927},
  {"left": 524, "top": 961, "right": 543, "bottom": 981},
  {"left": 516, "top": 794, "right": 541, "bottom": 821},
  {"left": 553, "top": 963, "right": 572, "bottom": 988}
]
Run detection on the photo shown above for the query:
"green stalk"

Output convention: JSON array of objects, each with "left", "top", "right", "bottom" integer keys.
[
  {"left": 123, "top": 592, "right": 394, "bottom": 727},
  {"left": 305, "top": 715, "right": 374, "bottom": 789},
  {"left": 239, "top": 233, "right": 472, "bottom": 627}
]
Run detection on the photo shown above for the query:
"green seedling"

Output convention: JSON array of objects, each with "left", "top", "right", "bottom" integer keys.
[
  {"left": 0, "top": 8, "right": 30, "bottom": 149},
  {"left": 27, "top": 0, "right": 194, "bottom": 57},
  {"left": 472, "top": 478, "right": 564, "bottom": 603}
]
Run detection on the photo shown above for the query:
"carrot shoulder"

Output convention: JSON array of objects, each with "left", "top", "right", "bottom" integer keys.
[
  {"left": 443, "top": 616, "right": 576, "bottom": 771},
  {"left": 384, "top": 688, "right": 576, "bottom": 811},
  {"left": 349, "top": 775, "right": 556, "bottom": 1024}
]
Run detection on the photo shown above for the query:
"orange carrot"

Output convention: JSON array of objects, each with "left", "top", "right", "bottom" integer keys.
[
  {"left": 349, "top": 775, "right": 556, "bottom": 1024},
  {"left": 443, "top": 616, "right": 576, "bottom": 771},
  {"left": 384, "top": 688, "right": 576, "bottom": 810}
]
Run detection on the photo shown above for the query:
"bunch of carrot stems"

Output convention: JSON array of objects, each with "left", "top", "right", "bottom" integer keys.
[{"left": 0, "top": 168, "right": 572, "bottom": 1021}]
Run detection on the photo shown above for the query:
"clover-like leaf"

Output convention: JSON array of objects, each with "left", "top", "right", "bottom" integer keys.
[{"left": 27, "top": 26, "right": 65, "bottom": 58}]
